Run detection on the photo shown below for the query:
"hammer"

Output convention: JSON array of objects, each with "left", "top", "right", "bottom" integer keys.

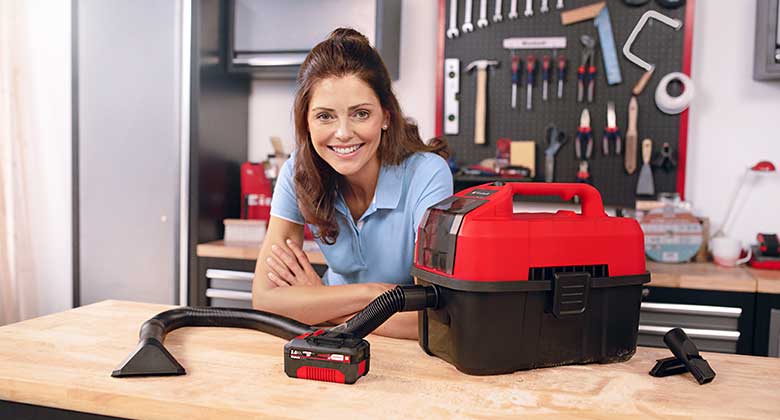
[{"left": 466, "top": 60, "right": 499, "bottom": 145}]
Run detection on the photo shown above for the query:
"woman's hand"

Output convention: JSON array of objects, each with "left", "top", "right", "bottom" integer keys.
[{"left": 265, "top": 239, "right": 324, "bottom": 287}]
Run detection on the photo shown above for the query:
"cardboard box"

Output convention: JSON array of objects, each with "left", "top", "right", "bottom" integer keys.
[{"left": 510, "top": 141, "right": 536, "bottom": 177}]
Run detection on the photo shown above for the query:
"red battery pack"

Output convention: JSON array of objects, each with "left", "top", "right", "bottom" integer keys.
[{"left": 284, "top": 329, "right": 369, "bottom": 384}]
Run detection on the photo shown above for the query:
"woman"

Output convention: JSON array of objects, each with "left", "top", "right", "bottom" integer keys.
[{"left": 252, "top": 28, "right": 452, "bottom": 339}]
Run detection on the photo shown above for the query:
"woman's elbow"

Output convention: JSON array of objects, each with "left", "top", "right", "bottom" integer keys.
[{"left": 251, "top": 285, "right": 274, "bottom": 311}]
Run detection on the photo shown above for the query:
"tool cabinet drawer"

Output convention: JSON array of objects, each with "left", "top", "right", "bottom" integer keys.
[
  {"left": 639, "top": 302, "right": 742, "bottom": 353},
  {"left": 196, "top": 256, "right": 330, "bottom": 307},
  {"left": 206, "top": 288, "right": 253, "bottom": 309},
  {"left": 770, "top": 309, "right": 780, "bottom": 357},
  {"left": 638, "top": 325, "right": 740, "bottom": 354},
  {"left": 640, "top": 302, "right": 741, "bottom": 331},
  {"left": 640, "top": 287, "right": 755, "bottom": 355},
  {"left": 755, "top": 293, "right": 780, "bottom": 357},
  {"left": 206, "top": 269, "right": 254, "bottom": 308},
  {"left": 207, "top": 268, "right": 254, "bottom": 292}
]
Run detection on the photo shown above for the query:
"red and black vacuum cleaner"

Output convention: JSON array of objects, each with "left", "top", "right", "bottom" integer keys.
[
  {"left": 412, "top": 182, "right": 650, "bottom": 374},
  {"left": 113, "top": 183, "right": 649, "bottom": 384}
]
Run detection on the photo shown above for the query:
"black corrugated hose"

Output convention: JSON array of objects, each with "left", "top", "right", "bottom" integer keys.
[
  {"left": 139, "top": 307, "right": 315, "bottom": 343},
  {"left": 334, "top": 285, "right": 439, "bottom": 339}
]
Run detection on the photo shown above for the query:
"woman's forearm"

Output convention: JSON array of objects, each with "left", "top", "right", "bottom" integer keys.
[
  {"left": 371, "top": 311, "right": 419, "bottom": 340},
  {"left": 252, "top": 283, "right": 386, "bottom": 325}
]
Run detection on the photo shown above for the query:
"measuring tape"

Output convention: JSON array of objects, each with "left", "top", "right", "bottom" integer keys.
[{"left": 594, "top": 7, "right": 622, "bottom": 85}]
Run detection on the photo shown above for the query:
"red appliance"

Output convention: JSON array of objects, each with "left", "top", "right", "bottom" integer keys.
[
  {"left": 750, "top": 233, "right": 780, "bottom": 270},
  {"left": 240, "top": 162, "right": 272, "bottom": 222},
  {"left": 412, "top": 182, "right": 650, "bottom": 375}
]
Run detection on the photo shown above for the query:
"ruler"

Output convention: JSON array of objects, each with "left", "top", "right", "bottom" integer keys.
[
  {"left": 594, "top": 7, "right": 622, "bottom": 85},
  {"left": 502, "top": 37, "right": 567, "bottom": 50}
]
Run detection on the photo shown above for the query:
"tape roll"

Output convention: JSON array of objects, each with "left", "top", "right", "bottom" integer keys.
[{"left": 655, "top": 72, "right": 695, "bottom": 115}]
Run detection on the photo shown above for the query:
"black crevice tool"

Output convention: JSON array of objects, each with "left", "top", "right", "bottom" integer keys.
[{"left": 649, "top": 327, "right": 716, "bottom": 385}]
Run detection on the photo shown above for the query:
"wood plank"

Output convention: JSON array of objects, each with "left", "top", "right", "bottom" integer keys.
[
  {"left": 196, "top": 240, "right": 325, "bottom": 265},
  {"left": 751, "top": 268, "right": 780, "bottom": 295},
  {"left": 647, "top": 262, "right": 757, "bottom": 293},
  {"left": 1, "top": 300, "right": 779, "bottom": 419}
]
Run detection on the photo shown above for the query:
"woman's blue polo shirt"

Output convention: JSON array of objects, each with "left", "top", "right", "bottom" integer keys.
[{"left": 270, "top": 152, "right": 453, "bottom": 286}]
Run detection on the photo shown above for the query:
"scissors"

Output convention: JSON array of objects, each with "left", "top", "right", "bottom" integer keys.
[{"left": 544, "top": 124, "right": 567, "bottom": 182}]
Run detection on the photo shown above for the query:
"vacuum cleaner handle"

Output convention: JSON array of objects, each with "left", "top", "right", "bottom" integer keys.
[{"left": 508, "top": 182, "right": 605, "bottom": 217}]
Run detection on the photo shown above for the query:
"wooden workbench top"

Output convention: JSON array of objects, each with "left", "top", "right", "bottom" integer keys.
[
  {"left": 197, "top": 240, "right": 780, "bottom": 294},
  {"left": 1, "top": 301, "right": 779, "bottom": 419},
  {"left": 646, "top": 262, "right": 760, "bottom": 293},
  {"left": 197, "top": 240, "right": 325, "bottom": 265},
  {"left": 751, "top": 267, "right": 780, "bottom": 294}
]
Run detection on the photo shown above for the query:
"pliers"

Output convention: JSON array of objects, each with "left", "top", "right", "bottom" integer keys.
[
  {"left": 602, "top": 101, "right": 622, "bottom": 156},
  {"left": 575, "top": 108, "right": 593, "bottom": 160},
  {"left": 577, "top": 36, "right": 597, "bottom": 103}
]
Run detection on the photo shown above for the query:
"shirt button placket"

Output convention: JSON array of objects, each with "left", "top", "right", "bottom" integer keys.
[{"left": 350, "top": 218, "right": 367, "bottom": 267}]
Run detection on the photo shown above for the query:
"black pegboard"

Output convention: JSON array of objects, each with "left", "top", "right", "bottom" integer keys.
[{"left": 443, "top": 0, "right": 688, "bottom": 207}]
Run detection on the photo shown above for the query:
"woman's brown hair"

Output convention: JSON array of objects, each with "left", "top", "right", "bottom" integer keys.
[{"left": 292, "top": 28, "right": 449, "bottom": 244}]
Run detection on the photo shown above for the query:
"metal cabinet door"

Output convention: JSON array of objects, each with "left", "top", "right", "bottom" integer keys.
[{"left": 76, "top": 0, "right": 181, "bottom": 305}]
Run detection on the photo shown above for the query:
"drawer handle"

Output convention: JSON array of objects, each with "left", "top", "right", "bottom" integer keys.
[
  {"left": 205, "top": 288, "right": 252, "bottom": 301},
  {"left": 206, "top": 269, "right": 254, "bottom": 281},
  {"left": 641, "top": 302, "right": 741, "bottom": 318},
  {"left": 638, "top": 325, "right": 740, "bottom": 342}
]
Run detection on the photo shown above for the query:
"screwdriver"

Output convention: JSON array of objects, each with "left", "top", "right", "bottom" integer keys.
[
  {"left": 511, "top": 54, "right": 520, "bottom": 109},
  {"left": 542, "top": 55, "right": 551, "bottom": 101},
  {"left": 525, "top": 54, "right": 536, "bottom": 110},
  {"left": 556, "top": 55, "right": 566, "bottom": 99}
]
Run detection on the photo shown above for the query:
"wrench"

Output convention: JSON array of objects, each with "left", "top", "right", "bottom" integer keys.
[
  {"left": 508, "top": 0, "right": 519, "bottom": 19},
  {"left": 524, "top": 0, "right": 533, "bottom": 17},
  {"left": 462, "top": 0, "right": 474, "bottom": 33},
  {"left": 477, "top": 0, "right": 489, "bottom": 28},
  {"left": 447, "top": 0, "right": 459, "bottom": 39},
  {"left": 493, "top": 0, "right": 503, "bottom": 22},
  {"left": 556, "top": 0, "right": 564, "bottom": 10},
  {"left": 541, "top": 0, "right": 549, "bottom": 13}
]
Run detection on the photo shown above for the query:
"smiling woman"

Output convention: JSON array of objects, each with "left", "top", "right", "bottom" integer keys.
[{"left": 251, "top": 28, "right": 453, "bottom": 339}]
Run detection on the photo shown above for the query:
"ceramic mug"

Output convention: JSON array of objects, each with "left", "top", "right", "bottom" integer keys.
[{"left": 710, "top": 237, "right": 752, "bottom": 267}]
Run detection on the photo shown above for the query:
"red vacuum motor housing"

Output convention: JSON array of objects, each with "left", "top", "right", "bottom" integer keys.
[{"left": 412, "top": 182, "right": 650, "bottom": 375}]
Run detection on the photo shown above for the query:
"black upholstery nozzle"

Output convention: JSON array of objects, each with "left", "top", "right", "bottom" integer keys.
[
  {"left": 649, "top": 327, "right": 716, "bottom": 385},
  {"left": 111, "top": 337, "right": 185, "bottom": 377}
]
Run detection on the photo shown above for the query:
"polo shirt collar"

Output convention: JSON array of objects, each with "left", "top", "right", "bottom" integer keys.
[
  {"left": 374, "top": 163, "right": 404, "bottom": 210},
  {"left": 334, "top": 162, "right": 404, "bottom": 219}
]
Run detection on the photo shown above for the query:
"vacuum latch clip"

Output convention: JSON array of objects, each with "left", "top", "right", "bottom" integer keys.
[{"left": 552, "top": 272, "right": 591, "bottom": 318}]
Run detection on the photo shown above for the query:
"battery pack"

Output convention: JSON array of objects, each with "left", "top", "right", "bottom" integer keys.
[{"left": 284, "top": 329, "right": 370, "bottom": 384}]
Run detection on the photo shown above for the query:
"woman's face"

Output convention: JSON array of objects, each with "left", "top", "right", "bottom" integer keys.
[{"left": 307, "top": 75, "right": 388, "bottom": 180}]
